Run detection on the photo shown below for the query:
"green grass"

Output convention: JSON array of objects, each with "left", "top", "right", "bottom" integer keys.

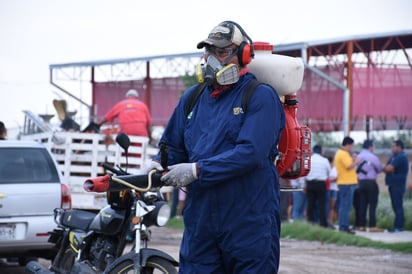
[
  {"left": 166, "top": 194, "right": 412, "bottom": 254},
  {"left": 166, "top": 217, "right": 185, "bottom": 229},
  {"left": 349, "top": 193, "right": 412, "bottom": 230},
  {"left": 281, "top": 221, "right": 412, "bottom": 254},
  {"left": 375, "top": 193, "right": 412, "bottom": 230},
  {"left": 166, "top": 218, "right": 411, "bottom": 253}
]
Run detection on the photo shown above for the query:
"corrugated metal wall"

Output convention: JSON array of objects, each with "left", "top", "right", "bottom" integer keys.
[{"left": 93, "top": 77, "right": 186, "bottom": 126}]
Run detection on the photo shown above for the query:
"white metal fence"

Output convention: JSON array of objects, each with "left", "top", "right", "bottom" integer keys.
[{"left": 21, "top": 131, "right": 160, "bottom": 210}]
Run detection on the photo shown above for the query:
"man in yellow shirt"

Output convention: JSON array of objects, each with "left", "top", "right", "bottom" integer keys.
[{"left": 334, "top": 136, "right": 360, "bottom": 234}]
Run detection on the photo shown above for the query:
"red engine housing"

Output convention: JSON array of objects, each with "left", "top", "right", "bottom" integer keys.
[{"left": 276, "top": 95, "right": 311, "bottom": 179}]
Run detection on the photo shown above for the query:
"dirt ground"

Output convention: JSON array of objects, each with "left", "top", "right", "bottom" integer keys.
[
  {"left": 2, "top": 226, "right": 411, "bottom": 274},
  {"left": 151, "top": 227, "right": 412, "bottom": 274},
  {"left": 153, "top": 227, "right": 412, "bottom": 274},
  {"left": 278, "top": 238, "right": 412, "bottom": 274}
]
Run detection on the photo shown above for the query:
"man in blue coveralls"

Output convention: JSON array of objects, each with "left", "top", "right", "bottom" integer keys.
[
  {"left": 146, "top": 21, "right": 285, "bottom": 273},
  {"left": 384, "top": 139, "right": 409, "bottom": 233}
]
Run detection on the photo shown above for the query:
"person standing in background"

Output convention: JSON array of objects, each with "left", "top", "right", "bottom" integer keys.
[
  {"left": 290, "top": 176, "right": 306, "bottom": 221},
  {"left": 352, "top": 152, "right": 361, "bottom": 231},
  {"left": 169, "top": 188, "right": 180, "bottom": 219},
  {"left": 0, "top": 121, "right": 6, "bottom": 140},
  {"left": 356, "top": 139, "right": 384, "bottom": 232},
  {"left": 334, "top": 136, "right": 359, "bottom": 234},
  {"left": 98, "top": 89, "right": 152, "bottom": 141},
  {"left": 384, "top": 139, "right": 409, "bottom": 233},
  {"left": 280, "top": 177, "right": 292, "bottom": 222},
  {"left": 327, "top": 156, "right": 338, "bottom": 228},
  {"left": 305, "top": 145, "right": 331, "bottom": 227}
]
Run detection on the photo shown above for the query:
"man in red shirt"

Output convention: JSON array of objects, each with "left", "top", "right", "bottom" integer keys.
[{"left": 98, "top": 89, "right": 152, "bottom": 138}]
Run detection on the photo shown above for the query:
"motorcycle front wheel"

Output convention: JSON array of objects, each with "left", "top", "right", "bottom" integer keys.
[{"left": 107, "top": 256, "right": 177, "bottom": 274}]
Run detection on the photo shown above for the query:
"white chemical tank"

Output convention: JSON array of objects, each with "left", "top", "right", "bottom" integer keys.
[{"left": 248, "top": 42, "right": 304, "bottom": 96}]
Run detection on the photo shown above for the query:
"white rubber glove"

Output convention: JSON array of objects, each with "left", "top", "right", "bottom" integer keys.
[
  {"left": 161, "top": 163, "right": 198, "bottom": 187},
  {"left": 142, "top": 160, "right": 164, "bottom": 174}
]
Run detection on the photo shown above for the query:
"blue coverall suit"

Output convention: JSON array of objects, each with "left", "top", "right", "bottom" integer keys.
[
  {"left": 156, "top": 73, "right": 285, "bottom": 273},
  {"left": 385, "top": 151, "right": 409, "bottom": 230}
]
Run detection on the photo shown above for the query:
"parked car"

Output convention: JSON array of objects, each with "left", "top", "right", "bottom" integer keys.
[{"left": 0, "top": 140, "right": 71, "bottom": 265}]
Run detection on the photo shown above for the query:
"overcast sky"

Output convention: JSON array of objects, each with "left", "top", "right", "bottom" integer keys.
[{"left": 1, "top": 0, "right": 411, "bottom": 139}]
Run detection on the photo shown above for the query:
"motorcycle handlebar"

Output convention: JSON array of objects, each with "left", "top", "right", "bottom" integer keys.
[
  {"left": 84, "top": 169, "right": 302, "bottom": 194},
  {"left": 101, "top": 162, "right": 128, "bottom": 176},
  {"left": 84, "top": 172, "right": 163, "bottom": 193}
]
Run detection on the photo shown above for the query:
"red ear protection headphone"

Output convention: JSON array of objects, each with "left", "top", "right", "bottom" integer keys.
[{"left": 222, "top": 20, "right": 254, "bottom": 67}]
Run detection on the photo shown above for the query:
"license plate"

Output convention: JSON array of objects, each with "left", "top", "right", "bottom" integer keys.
[{"left": 0, "top": 224, "right": 16, "bottom": 240}]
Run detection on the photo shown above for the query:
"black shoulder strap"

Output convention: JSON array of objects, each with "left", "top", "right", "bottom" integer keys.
[
  {"left": 185, "top": 82, "right": 208, "bottom": 117},
  {"left": 241, "top": 79, "right": 262, "bottom": 113},
  {"left": 186, "top": 79, "right": 262, "bottom": 117}
]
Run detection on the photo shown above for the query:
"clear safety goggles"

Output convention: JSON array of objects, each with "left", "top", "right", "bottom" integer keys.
[{"left": 205, "top": 46, "right": 238, "bottom": 59}]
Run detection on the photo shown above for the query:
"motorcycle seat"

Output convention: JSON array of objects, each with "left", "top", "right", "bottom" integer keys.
[{"left": 60, "top": 210, "right": 97, "bottom": 230}]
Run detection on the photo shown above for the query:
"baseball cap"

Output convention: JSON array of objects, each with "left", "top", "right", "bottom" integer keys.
[
  {"left": 197, "top": 21, "right": 247, "bottom": 49},
  {"left": 126, "top": 89, "right": 139, "bottom": 98}
]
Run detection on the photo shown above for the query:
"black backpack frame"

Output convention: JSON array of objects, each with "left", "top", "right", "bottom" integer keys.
[{"left": 185, "top": 79, "right": 262, "bottom": 117}]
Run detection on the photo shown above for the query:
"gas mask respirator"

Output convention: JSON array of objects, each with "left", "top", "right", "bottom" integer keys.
[{"left": 196, "top": 54, "right": 240, "bottom": 85}]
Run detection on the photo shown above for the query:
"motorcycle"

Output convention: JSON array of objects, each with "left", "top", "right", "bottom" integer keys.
[{"left": 27, "top": 133, "right": 178, "bottom": 274}]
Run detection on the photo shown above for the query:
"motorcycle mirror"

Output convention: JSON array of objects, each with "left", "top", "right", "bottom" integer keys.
[{"left": 115, "top": 132, "right": 130, "bottom": 152}]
